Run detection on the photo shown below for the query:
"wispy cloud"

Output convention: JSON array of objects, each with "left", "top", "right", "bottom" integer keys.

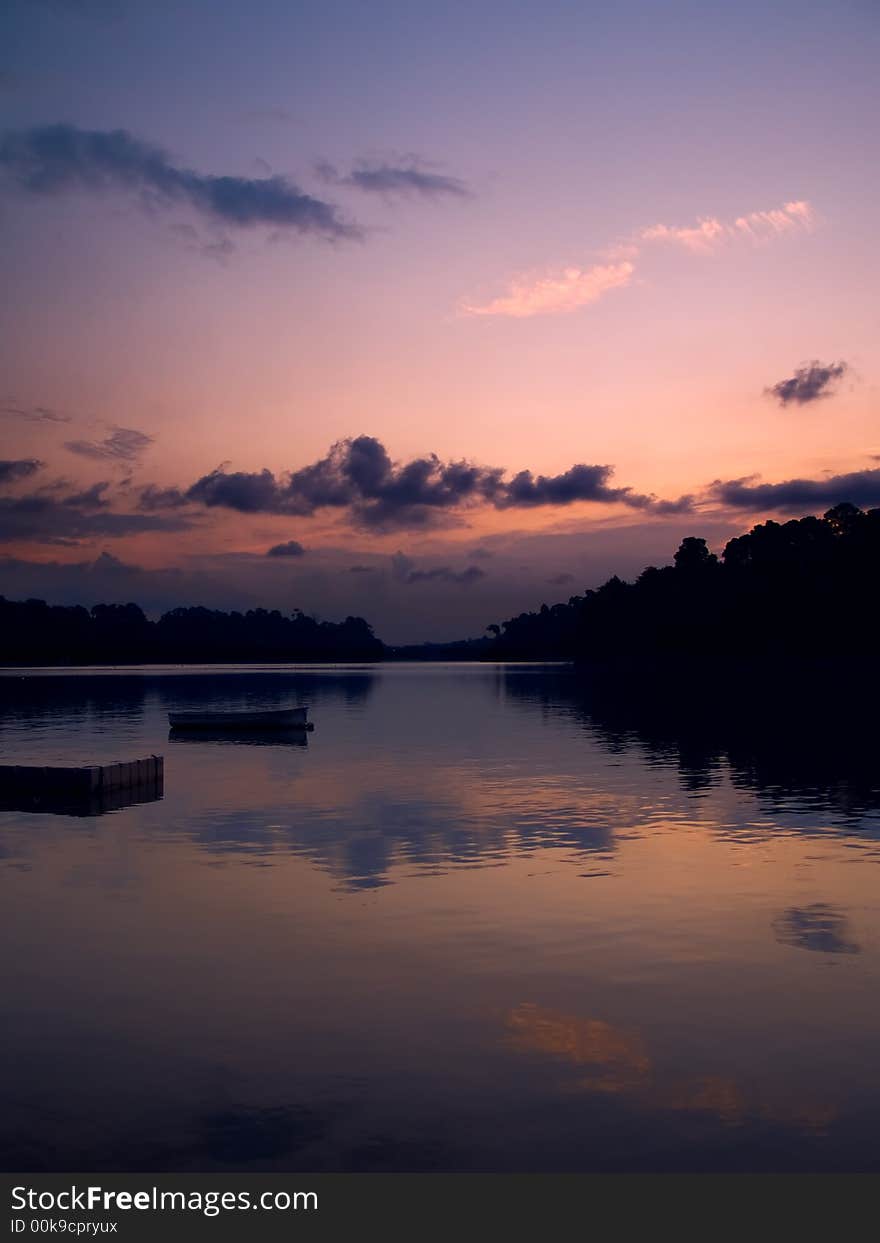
[
  {"left": 641, "top": 200, "right": 814, "bottom": 254},
  {"left": 406, "top": 565, "right": 486, "bottom": 585},
  {"left": 463, "top": 199, "right": 814, "bottom": 319},
  {"left": 65, "top": 425, "right": 154, "bottom": 462},
  {"left": 461, "top": 261, "right": 634, "bottom": 319},
  {"left": 0, "top": 123, "right": 359, "bottom": 241},
  {"left": 391, "top": 551, "right": 486, "bottom": 586},
  {"left": 319, "top": 158, "right": 470, "bottom": 201},
  {"left": 765, "top": 359, "right": 848, "bottom": 407},
  {"left": 0, "top": 475, "right": 192, "bottom": 544},
  {"left": 1, "top": 400, "right": 71, "bottom": 424}
]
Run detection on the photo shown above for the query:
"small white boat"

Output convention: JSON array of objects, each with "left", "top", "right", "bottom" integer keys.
[{"left": 168, "top": 706, "right": 309, "bottom": 730}]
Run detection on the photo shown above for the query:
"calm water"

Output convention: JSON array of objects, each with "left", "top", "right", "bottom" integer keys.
[{"left": 2, "top": 662, "right": 880, "bottom": 1172}]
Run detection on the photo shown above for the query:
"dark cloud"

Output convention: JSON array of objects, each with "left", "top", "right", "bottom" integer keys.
[
  {"left": 139, "top": 483, "right": 188, "bottom": 510},
  {"left": 468, "top": 547, "right": 494, "bottom": 560},
  {"left": 1, "top": 401, "right": 71, "bottom": 424},
  {"left": 0, "top": 479, "right": 193, "bottom": 543},
  {"left": 65, "top": 425, "right": 154, "bottom": 463},
  {"left": 498, "top": 464, "right": 688, "bottom": 513},
  {"left": 773, "top": 904, "right": 860, "bottom": 955},
  {"left": 149, "top": 436, "right": 684, "bottom": 531},
  {"left": 320, "top": 159, "right": 470, "bottom": 200},
  {"left": 711, "top": 468, "right": 880, "bottom": 513},
  {"left": 348, "top": 451, "right": 503, "bottom": 529},
  {"left": 266, "top": 539, "right": 305, "bottom": 557},
  {"left": 62, "top": 480, "right": 112, "bottom": 508},
  {"left": 186, "top": 467, "right": 284, "bottom": 513},
  {"left": 349, "top": 564, "right": 377, "bottom": 574},
  {"left": 0, "top": 458, "right": 43, "bottom": 484},
  {"left": 652, "top": 494, "right": 697, "bottom": 515},
  {"left": 547, "top": 572, "right": 574, "bottom": 586},
  {"left": 0, "top": 124, "right": 359, "bottom": 240},
  {"left": 405, "top": 565, "right": 486, "bottom": 585},
  {"left": 501, "top": 463, "right": 622, "bottom": 506},
  {"left": 179, "top": 436, "right": 505, "bottom": 530},
  {"left": 390, "top": 551, "right": 485, "bottom": 586},
  {"left": 765, "top": 360, "right": 848, "bottom": 406}
]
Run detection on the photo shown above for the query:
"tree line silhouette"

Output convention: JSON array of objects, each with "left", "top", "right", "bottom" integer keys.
[
  {"left": 486, "top": 503, "right": 880, "bottom": 661},
  {"left": 2, "top": 503, "right": 877, "bottom": 665},
  {"left": 0, "top": 600, "right": 383, "bottom": 664}
]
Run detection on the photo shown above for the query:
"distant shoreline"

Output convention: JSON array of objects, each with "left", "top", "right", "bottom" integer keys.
[{"left": 1, "top": 654, "right": 876, "bottom": 678}]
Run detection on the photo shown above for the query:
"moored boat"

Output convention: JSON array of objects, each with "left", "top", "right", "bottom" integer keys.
[
  {"left": 169, "top": 726, "right": 309, "bottom": 747},
  {"left": 168, "top": 706, "right": 309, "bottom": 730}
]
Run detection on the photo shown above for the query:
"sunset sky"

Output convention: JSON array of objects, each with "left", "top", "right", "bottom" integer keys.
[{"left": 1, "top": 0, "right": 878, "bottom": 641}]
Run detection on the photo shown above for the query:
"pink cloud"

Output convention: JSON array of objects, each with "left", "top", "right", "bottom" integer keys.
[
  {"left": 463, "top": 199, "right": 815, "bottom": 318},
  {"left": 460, "top": 260, "right": 634, "bottom": 319},
  {"left": 641, "top": 200, "right": 814, "bottom": 253}
]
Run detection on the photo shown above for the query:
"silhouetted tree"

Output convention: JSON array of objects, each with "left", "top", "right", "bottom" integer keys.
[
  {"left": 487, "top": 504, "right": 880, "bottom": 663},
  {"left": 673, "top": 536, "right": 717, "bottom": 573},
  {"left": 0, "top": 596, "right": 384, "bottom": 664}
]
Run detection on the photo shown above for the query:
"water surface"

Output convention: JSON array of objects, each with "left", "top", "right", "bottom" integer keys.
[{"left": 2, "top": 663, "right": 880, "bottom": 1171}]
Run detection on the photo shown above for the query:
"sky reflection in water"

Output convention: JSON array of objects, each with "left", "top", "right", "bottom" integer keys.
[{"left": 1, "top": 663, "right": 880, "bottom": 1171}]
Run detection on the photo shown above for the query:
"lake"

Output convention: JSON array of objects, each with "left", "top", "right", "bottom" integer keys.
[{"left": 2, "top": 662, "right": 880, "bottom": 1172}]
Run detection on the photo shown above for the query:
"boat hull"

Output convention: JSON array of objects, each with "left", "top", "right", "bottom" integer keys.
[
  {"left": 168, "top": 707, "right": 308, "bottom": 730},
  {"left": 170, "top": 727, "right": 308, "bottom": 747}
]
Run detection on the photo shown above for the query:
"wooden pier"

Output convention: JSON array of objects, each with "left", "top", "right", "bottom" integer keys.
[{"left": 0, "top": 755, "right": 164, "bottom": 816}]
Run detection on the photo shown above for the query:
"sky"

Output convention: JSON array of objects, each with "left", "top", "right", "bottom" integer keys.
[{"left": 1, "top": 0, "right": 878, "bottom": 642}]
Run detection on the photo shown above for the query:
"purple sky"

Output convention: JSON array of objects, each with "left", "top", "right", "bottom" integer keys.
[{"left": 1, "top": 0, "right": 878, "bottom": 640}]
